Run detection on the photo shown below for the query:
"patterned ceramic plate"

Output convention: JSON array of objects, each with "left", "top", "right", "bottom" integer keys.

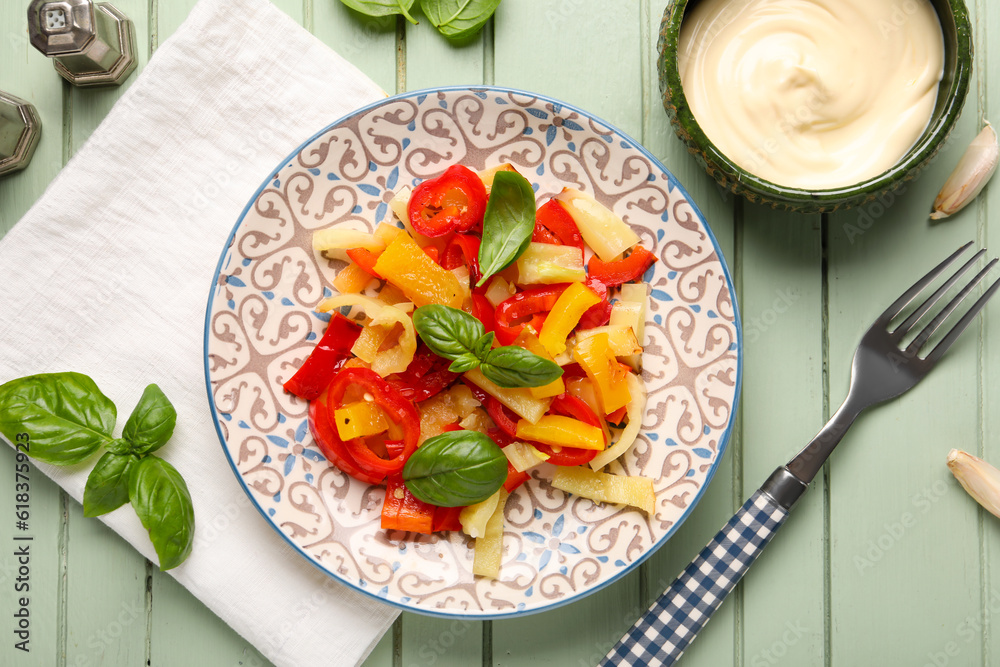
[{"left": 205, "top": 86, "right": 741, "bottom": 619}]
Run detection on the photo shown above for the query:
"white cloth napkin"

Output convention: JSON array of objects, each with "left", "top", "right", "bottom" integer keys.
[{"left": 0, "top": 0, "right": 399, "bottom": 665}]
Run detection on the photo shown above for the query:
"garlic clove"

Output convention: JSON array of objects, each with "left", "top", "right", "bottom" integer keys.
[
  {"left": 930, "top": 123, "right": 999, "bottom": 220},
  {"left": 946, "top": 449, "right": 1000, "bottom": 518}
]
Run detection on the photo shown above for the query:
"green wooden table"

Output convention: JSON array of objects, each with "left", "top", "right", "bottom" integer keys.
[{"left": 2, "top": 0, "right": 999, "bottom": 665}]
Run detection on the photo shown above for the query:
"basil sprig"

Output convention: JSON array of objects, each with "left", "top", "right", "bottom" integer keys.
[
  {"left": 403, "top": 430, "right": 507, "bottom": 506},
  {"left": 338, "top": 0, "right": 502, "bottom": 39},
  {"left": 0, "top": 373, "right": 195, "bottom": 571},
  {"left": 477, "top": 170, "right": 537, "bottom": 287},
  {"left": 412, "top": 305, "right": 562, "bottom": 388}
]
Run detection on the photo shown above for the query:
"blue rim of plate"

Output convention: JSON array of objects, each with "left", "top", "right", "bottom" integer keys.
[{"left": 203, "top": 84, "right": 743, "bottom": 620}]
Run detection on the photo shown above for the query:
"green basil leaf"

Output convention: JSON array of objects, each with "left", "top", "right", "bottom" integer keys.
[
  {"left": 403, "top": 430, "right": 508, "bottom": 507},
  {"left": 422, "top": 0, "right": 503, "bottom": 39},
  {"left": 129, "top": 456, "right": 195, "bottom": 571},
  {"left": 412, "top": 304, "right": 485, "bottom": 360},
  {"left": 122, "top": 384, "right": 177, "bottom": 455},
  {"left": 472, "top": 332, "right": 495, "bottom": 359},
  {"left": 339, "top": 0, "right": 418, "bottom": 23},
  {"left": 448, "top": 353, "right": 481, "bottom": 374},
  {"left": 477, "top": 170, "right": 536, "bottom": 287},
  {"left": 480, "top": 346, "right": 564, "bottom": 388},
  {"left": 83, "top": 452, "right": 137, "bottom": 517},
  {"left": 0, "top": 372, "right": 115, "bottom": 465}
]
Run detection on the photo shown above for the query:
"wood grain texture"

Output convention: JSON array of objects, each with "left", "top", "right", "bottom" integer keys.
[{"left": 0, "top": 3, "right": 70, "bottom": 667}]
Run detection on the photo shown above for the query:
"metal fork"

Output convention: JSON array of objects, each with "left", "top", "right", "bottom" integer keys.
[{"left": 600, "top": 242, "right": 1000, "bottom": 667}]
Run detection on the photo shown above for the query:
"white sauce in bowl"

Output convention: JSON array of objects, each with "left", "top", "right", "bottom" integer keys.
[{"left": 678, "top": 0, "right": 945, "bottom": 190}]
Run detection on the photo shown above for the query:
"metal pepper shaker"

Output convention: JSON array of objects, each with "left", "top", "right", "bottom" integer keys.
[
  {"left": 0, "top": 92, "right": 42, "bottom": 177},
  {"left": 27, "top": 0, "right": 137, "bottom": 87}
]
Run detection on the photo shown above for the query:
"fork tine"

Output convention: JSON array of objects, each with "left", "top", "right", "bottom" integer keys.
[
  {"left": 905, "top": 258, "right": 997, "bottom": 354},
  {"left": 893, "top": 249, "right": 986, "bottom": 336},
  {"left": 879, "top": 240, "right": 975, "bottom": 324},
  {"left": 924, "top": 274, "right": 1000, "bottom": 365}
]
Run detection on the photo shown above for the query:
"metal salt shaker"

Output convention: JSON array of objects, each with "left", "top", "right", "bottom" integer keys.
[
  {"left": 27, "top": 0, "right": 137, "bottom": 87},
  {"left": 0, "top": 92, "right": 42, "bottom": 177}
]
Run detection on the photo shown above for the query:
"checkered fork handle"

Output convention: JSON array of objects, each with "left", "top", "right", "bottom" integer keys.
[{"left": 600, "top": 491, "right": 789, "bottom": 667}]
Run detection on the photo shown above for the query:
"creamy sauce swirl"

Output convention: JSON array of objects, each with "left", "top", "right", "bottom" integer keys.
[{"left": 678, "top": 0, "right": 945, "bottom": 189}]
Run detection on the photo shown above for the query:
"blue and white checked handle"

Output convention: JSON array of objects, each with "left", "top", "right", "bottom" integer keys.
[{"left": 600, "top": 490, "right": 790, "bottom": 667}]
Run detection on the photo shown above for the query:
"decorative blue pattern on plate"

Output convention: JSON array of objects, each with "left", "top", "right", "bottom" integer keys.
[{"left": 204, "top": 86, "right": 741, "bottom": 619}]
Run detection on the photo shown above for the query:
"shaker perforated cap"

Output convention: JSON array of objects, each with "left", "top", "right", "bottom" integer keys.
[{"left": 27, "top": 0, "right": 97, "bottom": 56}]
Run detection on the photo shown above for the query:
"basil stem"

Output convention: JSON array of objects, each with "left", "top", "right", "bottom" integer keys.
[
  {"left": 477, "top": 170, "right": 536, "bottom": 287},
  {"left": 122, "top": 384, "right": 177, "bottom": 456},
  {"left": 412, "top": 304, "right": 485, "bottom": 360},
  {"left": 422, "top": 0, "right": 504, "bottom": 39},
  {"left": 0, "top": 372, "right": 116, "bottom": 465},
  {"left": 403, "top": 430, "right": 508, "bottom": 507},
  {"left": 129, "top": 456, "right": 195, "bottom": 571},
  {"left": 84, "top": 452, "right": 138, "bottom": 517},
  {"left": 480, "top": 346, "right": 564, "bottom": 389}
]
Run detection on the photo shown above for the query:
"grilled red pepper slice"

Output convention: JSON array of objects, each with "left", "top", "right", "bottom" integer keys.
[
  {"left": 588, "top": 245, "right": 657, "bottom": 287},
  {"left": 504, "top": 463, "right": 531, "bottom": 492},
  {"left": 326, "top": 367, "right": 420, "bottom": 476},
  {"left": 283, "top": 313, "right": 362, "bottom": 400},
  {"left": 385, "top": 344, "right": 459, "bottom": 403},
  {"left": 532, "top": 200, "right": 584, "bottom": 249},
  {"left": 381, "top": 474, "right": 436, "bottom": 534},
  {"left": 407, "top": 165, "right": 488, "bottom": 237},
  {"left": 440, "top": 233, "right": 483, "bottom": 286},
  {"left": 345, "top": 247, "right": 383, "bottom": 279},
  {"left": 577, "top": 277, "right": 614, "bottom": 330},
  {"left": 466, "top": 383, "right": 520, "bottom": 440},
  {"left": 308, "top": 392, "right": 385, "bottom": 485},
  {"left": 494, "top": 283, "right": 570, "bottom": 345},
  {"left": 431, "top": 505, "right": 465, "bottom": 532},
  {"left": 531, "top": 394, "right": 603, "bottom": 466},
  {"left": 471, "top": 294, "right": 496, "bottom": 334}
]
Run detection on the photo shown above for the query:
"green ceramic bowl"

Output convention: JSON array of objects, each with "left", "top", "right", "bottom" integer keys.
[{"left": 657, "top": 0, "right": 973, "bottom": 213}]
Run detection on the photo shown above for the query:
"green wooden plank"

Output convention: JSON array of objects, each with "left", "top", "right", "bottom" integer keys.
[
  {"left": 825, "top": 23, "right": 985, "bottom": 659},
  {"left": 637, "top": 2, "right": 739, "bottom": 665},
  {"left": 493, "top": 0, "right": 641, "bottom": 133},
  {"left": 404, "top": 6, "right": 485, "bottom": 92},
  {"left": 489, "top": 1, "right": 646, "bottom": 664},
  {"left": 311, "top": 3, "right": 397, "bottom": 95},
  {"left": 0, "top": 4, "right": 71, "bottom": 667},
  {"left": 63, "top": 505, "right": 148, "bottom": 667},
  {"left": 738, "top": 209, "right": 825, "bottom": 666},
  {"left": 981, "top": 3, "right": 1000, "bottom": 667}
]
